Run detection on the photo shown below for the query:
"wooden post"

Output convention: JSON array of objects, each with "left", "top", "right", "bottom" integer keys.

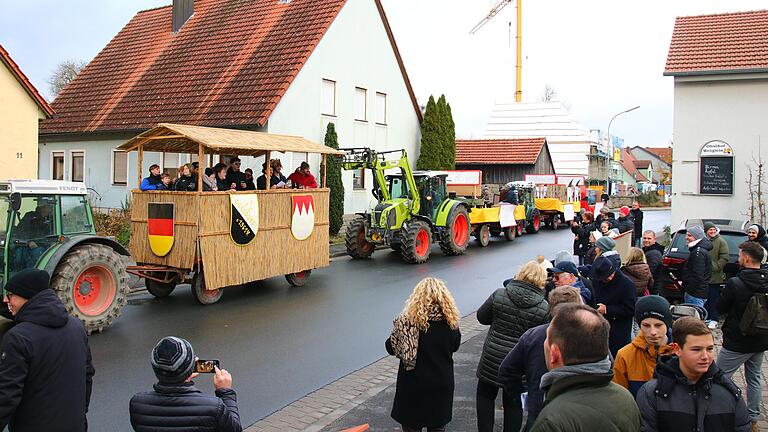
[
  {"left": 137, "top": 144, "right": 144, "bottom": 186},
  {"left": 197, "top": 143, "right": 204, "bottom": 192},
  {"left": 321, "top": 154, "right": 327, "bottom": 188},
  {"left": 265, "top": 151, "right": 272, "bottom": 190}
]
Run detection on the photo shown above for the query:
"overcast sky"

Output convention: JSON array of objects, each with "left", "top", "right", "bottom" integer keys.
[{"left": 1, "top": 0, "right": 764, "bottom": 148}]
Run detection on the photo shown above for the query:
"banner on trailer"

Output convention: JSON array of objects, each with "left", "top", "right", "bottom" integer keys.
[
  {"left": 147, "top": 203, "right": 175, "bottom": 257},
  {"left": 230, "top": 194, "right": 259, "bottom": 246},
  {"left": 563, "top": 204, "right": 575, "bottom": 222},
  {"left": 499, "top": 204, "right": 517, "bottom": 228},
  {"left": 291, "top": 195, "right": 315, "bottom": 241}
]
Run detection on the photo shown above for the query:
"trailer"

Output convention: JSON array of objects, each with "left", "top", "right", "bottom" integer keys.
[{"left": 118, "top": 123, "right": 343, "bottom": 304}]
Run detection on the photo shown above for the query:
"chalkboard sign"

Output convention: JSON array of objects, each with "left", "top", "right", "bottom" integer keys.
[{"left": 700, "top": 156, "right": 733, "bottom": 195}]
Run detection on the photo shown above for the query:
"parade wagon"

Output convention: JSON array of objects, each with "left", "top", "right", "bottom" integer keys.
[{"left": 119, "top": 124, "right": 343, "bottom": 304}]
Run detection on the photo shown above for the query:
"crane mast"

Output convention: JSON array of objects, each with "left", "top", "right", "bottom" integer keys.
[{"left": 469, "top": 0, "right": 522, "bottom": 102}]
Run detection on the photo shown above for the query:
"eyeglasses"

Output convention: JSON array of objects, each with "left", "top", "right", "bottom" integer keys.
[
  {"left": 3, "top": 292, "right": 14, "bottom": 301},
  {"left": 233, "top": 162, "right": 241, "bottom": 166}
]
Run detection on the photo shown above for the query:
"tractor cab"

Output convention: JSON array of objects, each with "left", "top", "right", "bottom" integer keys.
[{"left": 413, "top": 171, "right": 449, "bottom": 220}]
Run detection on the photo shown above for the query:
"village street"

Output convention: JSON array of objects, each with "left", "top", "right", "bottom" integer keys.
[{"left": 86, "top": 210, "right": 671, "bottom": 431}]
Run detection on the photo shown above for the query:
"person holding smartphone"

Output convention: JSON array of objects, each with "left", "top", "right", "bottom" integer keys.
[{"left": 129, "top": 336, "right": 242, "bottom": 432}]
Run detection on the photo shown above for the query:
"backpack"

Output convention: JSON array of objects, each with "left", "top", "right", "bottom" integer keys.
[{"left": 735, "top": 277, "right": 768, "bottom": 336}]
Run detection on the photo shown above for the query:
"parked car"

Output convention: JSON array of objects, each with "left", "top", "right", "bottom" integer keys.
[{"left": 659, "top": 219, "right": 748, "bottom": 302}]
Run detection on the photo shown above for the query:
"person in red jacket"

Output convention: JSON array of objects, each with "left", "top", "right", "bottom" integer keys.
[{"left": 287, "top": 162, "right": 318, "bottom": 189}]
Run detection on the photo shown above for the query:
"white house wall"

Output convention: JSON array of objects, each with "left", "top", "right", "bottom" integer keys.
[
  {"left": 671, "top": 76, "right": 768, "bottom": 228},
  {"left": 268, "top": 0, "right": 421, "bottom": 214}
]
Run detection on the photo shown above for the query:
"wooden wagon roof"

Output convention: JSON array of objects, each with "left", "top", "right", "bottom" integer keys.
[{"left": 117, "top": 123, "right": 344, "bottom": 156}]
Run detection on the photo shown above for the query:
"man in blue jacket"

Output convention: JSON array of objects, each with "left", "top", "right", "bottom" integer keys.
[{"left": 140, "top": 164, "right": 163, "bottom": 191}]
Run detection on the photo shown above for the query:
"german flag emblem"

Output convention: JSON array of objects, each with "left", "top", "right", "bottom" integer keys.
[{"left": 147, "top": 203, "right": 174, "bottom": 257}]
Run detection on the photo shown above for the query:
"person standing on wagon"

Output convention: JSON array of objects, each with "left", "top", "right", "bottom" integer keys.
[
  {"left": 287, "top": 161, "right": 318, "bottom": 189},
  {"left": 386, "top": 277, "right": 461, "bottom": 432},
  {"left": 140, "top": 164, "right": 163, "bottom": 191}
]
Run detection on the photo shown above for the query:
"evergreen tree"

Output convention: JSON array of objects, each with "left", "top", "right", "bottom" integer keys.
[
  {"left": 416, "top": 96, "right": 441, "bottom": 170},
  {"left": 324, "top": 123, "right": 345, "bottom": 235},
  {"left": 444, "top": 100, "right": 456, "bottom": 169},
  {"left": 435, "top": 95, "right": 449, "bottom": 168}
]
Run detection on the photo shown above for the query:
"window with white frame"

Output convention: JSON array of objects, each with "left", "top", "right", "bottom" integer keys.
[
  {"left": 112, "top": 150, "right": 128, "bottom": 185},
  {"left": 352, "top": 169, "right": 365, "bottom": 190},
  {"left": 71, "top": 151, "right": 84, "bottom": 182},
  {"left": 163, "top": 152, "right": 180, "bottom": 178},
  {"left": 375, "top": 92, "right": 387, "bottom": 125},
  {"left": 52, "top": 152, "right": 64, "bottom": 180},
  {"left": 354, "top": 87, "right": 367, "bottom": 121},
  {"left": 321, "top": 79, "right": 336, "bottom": 116}
]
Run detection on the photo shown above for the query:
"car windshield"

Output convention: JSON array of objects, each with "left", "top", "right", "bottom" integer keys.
[{"left": 670, "top": 229, "right": 748, "bottom": 255}]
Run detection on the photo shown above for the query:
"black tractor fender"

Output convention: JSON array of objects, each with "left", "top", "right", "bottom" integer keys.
[
  {"left": 410, "top": 214, "right": 434, "bottom": 229},
  {"left": 43, "top": 235, "right": 130, "bottom": 276}
]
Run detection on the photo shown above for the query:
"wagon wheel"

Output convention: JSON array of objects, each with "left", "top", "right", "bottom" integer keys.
[
  {"left": 145, "top": 273, "right": 178, "bottom": 298},
  {"left": 516, "top": 222, "right": 525, "bottom": 237},
  {"left": 191, "top": 271, "right": 222, "bottom": 305},
  {"left": 286, "top": 270, "right": 312, "bottom": 287},
  {"left": 476, "top": 224, "right": 491, "bottom": 247},
  {"left": 503, "top": 226, "right": 516, "bottom": 242}
]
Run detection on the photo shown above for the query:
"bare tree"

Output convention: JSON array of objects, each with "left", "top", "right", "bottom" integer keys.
[
  {"left": 48, "top": 60, "right": 86, "bottom": 98},
  {"left": 539, "top": 84, "right": 557, "bottom": 102},
  {"left": 745, "top": 147, "right": 768, "bottom": 225}
]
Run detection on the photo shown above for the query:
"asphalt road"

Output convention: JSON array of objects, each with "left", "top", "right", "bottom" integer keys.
[{"left": 86, "top": 210, "right": 670, "bottom": 431}]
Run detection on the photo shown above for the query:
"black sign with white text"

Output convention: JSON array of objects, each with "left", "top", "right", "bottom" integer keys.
[{"left": 700, "top": 156, "right": 733, "bottom": 195}]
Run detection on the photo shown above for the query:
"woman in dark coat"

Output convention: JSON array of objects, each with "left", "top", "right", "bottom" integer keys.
[
  {"left": 621, "top": 247, "right": 654, "bottom": 297},
  {"left": 174, "top": 164, "right": 197, "bottom": 192},
  {"left": 476, "top": 261, "right": 549, "bottom": 432},
  {"left": 214, "top": 163, "right": 234, "bottom": 191},
  {"left": 572, "top": 211, "right": 595, "bottom": 265},
  {"left": 386, "top": 277, "right": 461, "bottom": 432}
]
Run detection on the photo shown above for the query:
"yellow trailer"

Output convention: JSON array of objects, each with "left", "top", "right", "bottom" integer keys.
[{"left": 467, "top": 204, "right": 521, "bottom": 247}]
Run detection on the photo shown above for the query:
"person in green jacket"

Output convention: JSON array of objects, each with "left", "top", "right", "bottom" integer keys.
[
  {"left": 532, "top": 303, "right": 640, "bottom": 432},
  {"left": 704, "top": 222, "right": 729, "bottom": 328}
]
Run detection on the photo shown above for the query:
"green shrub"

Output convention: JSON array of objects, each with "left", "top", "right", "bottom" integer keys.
[{"left": 325, "top": 123, "right": 345, "bottom": 235}]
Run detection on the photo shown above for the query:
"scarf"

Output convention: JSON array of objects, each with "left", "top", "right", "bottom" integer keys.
[
  {"left": 389, "top": 304, "right": 444, "bottom": 371},
  {"left": 539, "top": 357, "right": 613, "bottom": 392}
]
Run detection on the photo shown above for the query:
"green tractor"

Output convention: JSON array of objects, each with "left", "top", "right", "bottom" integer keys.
[
  {"left": 341, "top": 148, "right": 471, "bottom": 264},
  {"left": 503, "top": 181, "right": 541, "bottom": 236},
  {"left": 0, "top": 181, "right": 129, "bottom": 333}
]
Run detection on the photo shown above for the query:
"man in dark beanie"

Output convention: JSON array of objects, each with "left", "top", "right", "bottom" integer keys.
[
  {"left": 682, "top": 225, "right": 713, "bottom": 309},
  {"left": 613, "top": 295, "right": 674, "bottom": 397},
  {"left": 0, "top": 269, "right": 94, "bottom": 432},
  {"left": 130, "top": 336, "right": 242, "bottom": 432},
  {"left": 592, "top": 255, "right": 637, "bottom": 358}
]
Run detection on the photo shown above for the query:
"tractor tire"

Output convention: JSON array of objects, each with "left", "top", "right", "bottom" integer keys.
[
  {"left": 503, "top": 226, "right": 516, "bottom": 241},
  {"left": 476, "top": 224, "right": 491, "bottom": 247},
  {"left": 50, "top": 243, "right": 128, "bottom": 334},
  {"left": 191, "top": 271, "right": 222, "bottom": 305},
  {"left": 439, "top": 206, "right": 470, "bottom": 256},
  {"left": 345, "top": 217, "right": 374, "bottom": 259},
  {"left": 390, "top": 242, "right": 402, "bottom": 252},
  {"left": 145, "top": 275, "right": 178, "bottom": 298},
  {"left": 286, "top": 270, "right": 311, "bottom": 287},
  {"left": 401, "top": 220, "right": 432, "bottom": 264},
  {"left": 526, "top": 214, "right": 541, "bottom": 234}
]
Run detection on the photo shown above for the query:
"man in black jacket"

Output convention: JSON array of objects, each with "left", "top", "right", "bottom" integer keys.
[
  {"left": 630, "top": 200, "right": 643, "bottom": 246},
  {"left": 130, "top": 336, "right": 242, "bottom": 432},
  {"left": 716, "top": 241, "right": 768, "bottom": 429},
  {"left": 0, "top": 269, "right": 94, "bottom": 432},
  {"left": 226, "top": 157, "right": 248, "bottom": 191},
  {"left": 682, "top": 225, "right": 713, "bottom": 308},
  {"left": 637, "top": 317, "right": 750, "bottom": 432},
  {"left": 642, "top": 230, "right": 665, "bottom": 295}
]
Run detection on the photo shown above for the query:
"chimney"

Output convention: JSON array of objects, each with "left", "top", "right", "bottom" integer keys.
[{"left": 172, "top": 0, "right": 194, "bottom": 33}]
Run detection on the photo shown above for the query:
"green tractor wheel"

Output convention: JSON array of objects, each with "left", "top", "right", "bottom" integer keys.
[
  {"left": 401, "top": 220, "right": 432, "bottom": 264},
  {"left": 439, "top": 206, "right": 470, "bottom": 256},
  {"left": 345, "top": 217, "right": 374, "bottom": 259}
]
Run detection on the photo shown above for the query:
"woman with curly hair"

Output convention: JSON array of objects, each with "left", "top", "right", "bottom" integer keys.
[
  {"left": 386, "top": 277, "right": 462, "bottom": 432},
  {"left": 476, "top": 261, "right": 549, "bottom": 432}
]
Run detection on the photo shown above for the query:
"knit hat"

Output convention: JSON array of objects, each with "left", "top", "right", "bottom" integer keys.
[
  {"left": 749, "top": 224, "right": 766, "bottom": 239},
  {"left": 686, "top": 226, "right": 706, "bottom": 241},
  {"left": 595, "top": 236, "right": 616, "bottom": 252},
  {"left": 703, "top": 222, "right": 716, "bottom": 232},
  {"left": 591, "top": 231, "right": 603, "bottom": 241},
  {"left": 592, "top": 255, "right": 618, "bottom": 281},
  {"left": 635, "top": 295, "right": 673, "bottom": 328},
  {"left": 619, "top": 206, "right": 630, "bottom": 217},
  {"left": 599, "top": 206, "right": 610, "bottom": 215},
  {"left": 554, "top": 250, "right": 577, "bottom": 265},
  {"left": 4, "top": 269, "right": 50, "bottom": 299},
  {"left": 151, "top": 337, "right": 196, "bottom": 384}
]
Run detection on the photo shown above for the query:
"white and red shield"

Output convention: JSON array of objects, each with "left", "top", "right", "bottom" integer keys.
[{"left": 291, "top": 195, "right": 315, "bottom": 240}]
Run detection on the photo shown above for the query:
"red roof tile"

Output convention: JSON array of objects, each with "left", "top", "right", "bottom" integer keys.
[
  {"left": 645, "top": 147, "right": 673, "bottom": 164},
  {"left": 455, "top": 138, "right": 547, "bottom": 165},
  {"left": 633, "top": 160, "right": 651, "bottom": 169},
  {"left": 665, "top": 9, "right": 768, "bottom": 76},
  {"left": 620, "top": 148, "right": 649, "bottom": 182},
  {"left": 0, "top": 44, "right": 54, "bottom": 117},
  {"left": 40, "top": 0, "right": 420, "bottom": 135}
]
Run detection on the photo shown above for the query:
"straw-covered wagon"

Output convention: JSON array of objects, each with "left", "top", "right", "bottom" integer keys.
[{"left": 118, "top": 124, "right": 343, "bottom": 304}]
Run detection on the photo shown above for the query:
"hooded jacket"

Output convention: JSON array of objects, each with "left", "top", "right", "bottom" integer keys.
[
  {"left": 636, "top": 357, "right": 750, "bottom": 432},
  {"left": 613, "top": 333, "right": 673, "bottom": 397},
  {"left": 140, "top": 174, "right": 162, "bottom": 191},
  {"left": 622, "top": 261, "right": 655, "bottom": 297},
  {"left": 682, "top": 237, "right": 713, "bottom": 299},
  {"left": 617, "top": 216, "right": 634, "bottom": 234},
  {"left": 708, "top": 233, "right": 730, "bottom": 284},
  {"left": 630, "top": 207, "right": 644, "bottom": 240},
  {"left": 719, "top": 268, "right": 768, "bottom": 353},
  {"left": 0, "top": 289, "right": 94, "bottom": 432},
  {"left": 130, "top": 382, "right": 242, "bottom": 432},
  {"left": 643, "top": 243, "right": 665, "bottom": 292},
  {"left": 476, "top": 280, "right": 549, "bottom": 386}
]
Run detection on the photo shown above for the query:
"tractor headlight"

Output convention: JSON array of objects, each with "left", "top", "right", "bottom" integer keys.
[{"left": 387, "top": 209, "right": 397, "bottom": 228}]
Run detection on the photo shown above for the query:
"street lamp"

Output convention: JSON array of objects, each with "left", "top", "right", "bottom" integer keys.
[{"left": 605, "top": 105, "right": 640, "bottom": 195}]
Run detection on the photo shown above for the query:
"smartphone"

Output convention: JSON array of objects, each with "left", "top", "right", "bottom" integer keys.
[{"left": 194, "top": 359, "right": 220, "bottom": 374}]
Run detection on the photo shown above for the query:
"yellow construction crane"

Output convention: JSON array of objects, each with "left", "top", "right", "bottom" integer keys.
[{"left": 469, "top": 0, "right": 522, "bottom": 102}]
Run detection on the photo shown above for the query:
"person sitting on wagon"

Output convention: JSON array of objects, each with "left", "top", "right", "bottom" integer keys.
[
  {"left": 243, "top": 168, "right": 256, "bottom": 190},
  {"left": 140, "top": 164, "right": 163, "bottom": 191},
  {"left": 287, "top": 162, "right": 318, "bottom": 189},
  {"left": 214, "top": 163, "right": 236, "bottom": 191},
  {"left": 257, "top": 159, "right": 289, "bottom": 190},
  {"left": 202, "top": 167, "right": 217, "bottom": 191},
  {"left": 226, "top": 157, "right": 248, "bottom": 191},
  {"left": 174, "top": 164, "right": 197, "bottom": 192},
  {"left": 157, "top": 173, "right": 172, "bottom": 190},
  {"left": 499, "top": 183, "right": 519, "bottom": 205}
]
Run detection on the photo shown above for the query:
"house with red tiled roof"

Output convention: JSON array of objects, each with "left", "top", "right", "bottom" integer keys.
[
  {"left": 664, "top": 9, "right": 768, "bottom": 226},
  {"left": 618, "top": 148, "right": 649, "bottom": 186},
  {"left": 1, "top": 44, "right": 54, "bottom": 179},
  {"left": 38, "top": 0, "right": 422, "bottom": 212},
  {"left": 629, "top": 146, "right": 670, "bottom": 185},
  {"left": 455, "top": 138, "right": 555, "bottom": 184}
]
